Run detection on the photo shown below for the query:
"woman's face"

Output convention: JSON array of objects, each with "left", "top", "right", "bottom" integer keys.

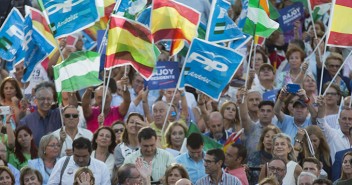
[
  {"left": 0, "top": 171, "right": 12, "bottom": 185},
  {"left": 170, "top": 125, "right": 185, "bottom": 148},
  {"left": 96, "top": 129, "right": 112, "bottom": 148},
  {"left": 251, "top": 53, "right": 264, "bottom": 72},
  {"left": 325, "top": 87, "right": 339, "bottom": 106},
  {"left": 303, "top": 76, "right": 316, "bottom": 93},
  {"left": 273, "top": 137, "right": 291, "bottom": 158},
  {"left": 112, "top": 124, "right": 124, "bottom": 142},
  {"left": 23, "top": 173, "right": 41, "bottom": 185},
  {"left": 223, "top": 103, "right": 237, "bottom": 120},
  {"left": 3, "top": 82, "right": 16, "bottom": 100},
  {"left": 309, "top": 134, "right": 320, "bottom": 151},
  {"left": 45, "top": 138, "right": 60, "bottom": 159},
  {"left": 288, "top": 51, "right": 302, "bottom": 70},
  {"left": 342, "top": 155, "right": 352, "bottom": 175},
  {"left": 127, "top": 115, "right": 143, "bottom": 135},
  {"left": 17, "top": 130, "right": 32, "bottom": 149},
  {"left": 263, "top": 130, "right": 276, "bottom": 152},
  {"left": 167, "top": 168, "right": 182, "bottom": 185},
  {"left": 326, "top": 59, "right": 342, "bottom": 76}
]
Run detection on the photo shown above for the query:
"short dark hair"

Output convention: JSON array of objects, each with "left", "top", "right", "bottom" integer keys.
[
  {"left": 72, "top": 137, "right": 92, "bottom": 153},
  {"left": 231, "top": 144, "right": 247, "bottom": 163},
  {"left": 258, "top": 101, "right": 275, "bottom": 109},
  {"left": 117, "top": 163, "right": 137, "bottom": 184},
  {"left": 206, "top": 148, "right": 225, "bottom": 166},
  {"left": 312, "top": 178, "right": 332, "bottom": 185},
  {"left": 187, "top": 133, "right": 203, "bottom": 149},
  {"left": 302, "top": 157, "right": 322, "bottom": 170},
  {"left": 137, "top": 127, "right": 157, "bottom": 143}
]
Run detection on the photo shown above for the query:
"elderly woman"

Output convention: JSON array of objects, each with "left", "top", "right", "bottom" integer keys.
[
  {"left": 27, "top": 134, "right": 60, "bottom": 185},
  {"left": 20, "top": 167, "right": 43, "bottom": 185},
  {"left": 164, "top": 122, "right": 188, "bottom": 157}
]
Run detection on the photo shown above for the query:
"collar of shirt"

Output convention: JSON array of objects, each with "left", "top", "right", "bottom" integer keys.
[{"left": 208, "top": 169, "right": 226, "bottom": 184}]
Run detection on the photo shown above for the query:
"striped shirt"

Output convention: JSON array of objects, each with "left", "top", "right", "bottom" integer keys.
[{"left": 195, "top": 170, "right": 242, "bottom": 185}]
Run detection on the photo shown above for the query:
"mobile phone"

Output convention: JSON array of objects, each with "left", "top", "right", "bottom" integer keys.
[
  {"left": 287, "top": 84, "right": 300, "bottom": 94},
  {"left": 0, "top": 106, "right": 10, "bottom": 115}
]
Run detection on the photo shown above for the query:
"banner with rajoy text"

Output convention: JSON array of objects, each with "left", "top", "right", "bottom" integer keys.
[
  {"left": 179, "top": 38, "right": 244, "bottom": 100},
  {"left": 277, "top": 2, "right": 305, "bottom": 43},
  {"left": 40, "top": 0, "right": 99, "bottom": 38},
  {"left": 145, "top": 61, "right": 179, "bottom": 90}
]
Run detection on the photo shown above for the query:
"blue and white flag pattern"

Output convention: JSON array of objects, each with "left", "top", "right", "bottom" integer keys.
[
  {"left": 41, "top": 0, "right": 99, "bottom": 38},
  {"left": 22, "top": 15, "right": 55, "bottom": 82},
  {"left": 228, "top": 33, "right": 252, "bottom": 51},
  {"left": 0, "top": 8, "right": 24, "bottom": 61},
  {"left": 115, "top": 0, "right": 147, "bottom": 20},
  {"left": 206, "top": 0, "right": 244, "bottom": 43},
  {"left": 237, "top": 0, "right": 248, "bottom": 29},
  {"left": 180, "top": 38, "right": 244, "bottom": 100}
]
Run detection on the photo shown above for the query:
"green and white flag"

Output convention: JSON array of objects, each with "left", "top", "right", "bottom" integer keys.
[
  {"left": 243, "top": 0, "right": 279, "bottom": 38},
  {"left": 312, "top": 3, "right": 331, "bottom": 22},
  {"left": 53, "top": 51, "right": 102, "bottom": 94}
]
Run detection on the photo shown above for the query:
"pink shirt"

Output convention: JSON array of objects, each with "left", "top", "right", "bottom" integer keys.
[
  {"left": 225, "top": 167, "right": 249, "bottom": 185},
  {"left": 86, "top": 106, "right": 124, "bottom": 133}
]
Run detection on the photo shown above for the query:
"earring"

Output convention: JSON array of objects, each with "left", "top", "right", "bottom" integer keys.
[{"left": 44, "top": 151, "right": 46, "bottom": 155}]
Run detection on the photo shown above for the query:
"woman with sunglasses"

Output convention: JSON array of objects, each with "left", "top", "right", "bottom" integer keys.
[
  {"left": 111, "top": 121, "right": 125, "bottom": 145},
  {"left": 114, "top": 113, "right": 147, "bottom": 168},
  {"left": 52, "top": 105, "right": 93, "bottom": 157},
  {"left": 27, "top": 134, "right": 60, "bottom": 185}
]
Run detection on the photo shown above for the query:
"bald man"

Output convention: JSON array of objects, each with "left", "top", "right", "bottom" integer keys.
[{"left": 175, "top": 178, "right": 192, "bottom": 185}]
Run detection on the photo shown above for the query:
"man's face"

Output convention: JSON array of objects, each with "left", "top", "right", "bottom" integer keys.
[
  {"left": 204, "top": 154, "right": 221, "bottom": 175},
  {"left": 186, "top": 145, "right": 203, "bottom": 161},
  {"left": 140, "top": 137, "right": 157, "bottom": 158},
  {"left": 73, "top": 148, "right": 90, "bottom": 167},
  {"left": 35, "top": 88, "right": 54, "bottom": 113},
  {"left": 258, "top": 105, "right": 274, "bottom": 124},
  {"left": 152, "top": 102, "right": 167, "bottom": 127},
  {"left": 267, "top": 160, "right": 286, "bottom": 183},
  {"left": 259, "top": 67, "right": 274, "bottom": 82},
  {"left": 303, "top": 162, "right": 320, "bottom": 177},
  {"left": 164, "top": 88, "right": 180, "bottom": 103},
  {"left": 0, "top": 144, "right": 7, "bottom": 161},
  {"left": 247, "top": 92, "right": 261, "bottom": 112},
  {"left": 63, "top": 107, "right": 79, "bottom": 129},
  {"left": 339, "top": 109, "right": 352, "bottom": 135},
  {"left": 132, "top": 75, "right": 144, "bottom": 94},
  {"left": 293, "top": 104, "right": 308, "bottom": 122},
  {"left": 95, "top": 88, "right": 111, "bottom": 108},
  {"left": 208, "top": 116, "right": 224, "bottom": 140},
  {"left": 224, "top": 146, "right": 239, "bottom": 168},
  {"left": 298, "top": 175, "right": 314, "bottom": 185}
]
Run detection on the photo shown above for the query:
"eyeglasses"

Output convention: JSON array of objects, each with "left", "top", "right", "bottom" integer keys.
[
  {"left": 325, "top": 92, "right": 338, "bottom": 96},
  {"left": 268, "top": 166, "right": 285, "bottom": 173},
  {"left": 114, "top": 129, "right": 124, "bottom": 133},
  {"left": 47, "top": 144, "right": 61, "bottom": 148},
  {"left": 36, "top": 97, "right": 53, "bottom": 102},
  {"left": 328, "top": 64, "right": 341, "bottom": 69},
  {"left": 64, "top": 114, "right": 79, "bottom": 119}
]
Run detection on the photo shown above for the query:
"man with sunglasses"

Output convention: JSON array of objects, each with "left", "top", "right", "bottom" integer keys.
[{"left": 52, "top": 105, "right": 93, "bottom": 157}]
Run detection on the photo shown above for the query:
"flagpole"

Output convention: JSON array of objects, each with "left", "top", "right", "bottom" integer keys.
[
  {"left": 322, "top": 50, "right": 352, "bottom": 96},
  {"left": 101, "top": 68, "right": 112, "bottom": 114},
  {"left": 318, "top": 41, "right": 328, "bottom": 95},
  {"left": 307, "top": 0, "right": 322, "bottom": 66}
]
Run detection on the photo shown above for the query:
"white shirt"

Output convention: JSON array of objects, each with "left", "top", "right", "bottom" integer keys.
[
  {"left": 47, "top": 156, "right": 111, "bottom": 185},
  {"left": 317, "top": 117, "right": 350, "bottom": 163},
  {"left": 91, "top": 151, "right": 115, "bottom": 176},
  {"left": 52, "top": 127, "right": 93, "bottom": 157}
]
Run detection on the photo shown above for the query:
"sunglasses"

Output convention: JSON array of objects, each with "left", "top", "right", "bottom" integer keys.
[
  {"left": 114, "top": 129, "right": 124, "bottom": 133},
  {"left": 64, "top": 114, "right": 79, "bottom": 119}
]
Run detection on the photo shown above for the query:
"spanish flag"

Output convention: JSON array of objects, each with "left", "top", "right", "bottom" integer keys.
[
  {"left": 327, "top": 0, "right": 352, "bottom": 47},
  {"left": 151, "top": 0, "right": 200, "bottom": 56},
  {"left": 105, "top": 15, "right": 159, "bottom": 80}
]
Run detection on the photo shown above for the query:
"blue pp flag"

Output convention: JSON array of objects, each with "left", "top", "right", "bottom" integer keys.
[
  {"left": 228, "top": 34, "right": 252, "bottom": 51},
  {"left": 0, "top": 8, "right": 24, "bottom": 61},
  {"left": 180, "top": 38, "right": 244, "bottom": 100},
  {"left": 237, "top": 0, "right": 248, "bottom": 29},
  {"left": 40, "top": 0, "right": 99, "bottom": 38},
  {"left": 115, "top": 0, "right": 148, "bottom": 20},
  {"left": 206, "top": 0, "right": 244, "bottom": 43},
  {"left": 81, "top": 31, "right": 96, "bottom": 51},
  {"left": 136, "top": 6, "right": 151, "bottom": 27},
  {"left": 145, "top": 61, "right": 179, "bottom": 90},
  {"left": 22, "top": 15, "right": 55, "bottom": 82}
]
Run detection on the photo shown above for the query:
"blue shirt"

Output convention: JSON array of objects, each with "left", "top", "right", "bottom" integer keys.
[
  {"left": 275, "top": 115, "right": 311, "bottom": 144},
  {"left": 28, "top": 158, "right": 53, "bottom": 185},
  {"left": 176, "top": 152, "right": 206, "bottom": 184},
  {"left": 20, "top": 108, "right": 62, "bottom": 147},
  {"left": 195, "top": 169, "right": 242, "bottom": 185},
  {"left": 8, "top": 164, "right": 20, "bottom": 185}
]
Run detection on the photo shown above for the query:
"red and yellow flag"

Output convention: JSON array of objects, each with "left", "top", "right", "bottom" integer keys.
[
  {"left": 327, "top": 0, "right": 352, "bottom": 47},
  {"left": 151, "top": 0, "right": 200, "bottom": 56},
  {"left": 105, "top": 15, "right": 159, "bottom": 80}
]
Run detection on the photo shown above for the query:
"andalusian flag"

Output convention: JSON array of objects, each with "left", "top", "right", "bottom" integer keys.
[
  {"left": 151, "top": 0, "right": 201, "bottom": 56},
  {"left": 243, "top": 0, "right": 279, "bottom": 38},
  {"left": 105, "top": 15, "right": 159, "bottom": 80},
  {"left": 187, "top": 123, "right": 223, "bottom": 151},
  {"left": 53, "top": 51, "right": 102, "bottom": 93},
  {"left": 327, "top": 0, "right": 352, "bottom": 47}
]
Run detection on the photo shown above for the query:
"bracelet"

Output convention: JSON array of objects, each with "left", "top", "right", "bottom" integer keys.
[{"left": 295, "top": 139, "right": 302, "bottom": 144}]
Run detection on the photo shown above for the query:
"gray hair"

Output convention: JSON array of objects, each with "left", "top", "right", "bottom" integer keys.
[
  {"left": 38, "top": 134, "right": 59, "bottom": 159},
  {"left": 297, "top": 172, "right": 317, "bottom": 184}
]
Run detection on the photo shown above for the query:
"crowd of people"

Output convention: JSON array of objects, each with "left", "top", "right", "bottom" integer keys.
[{"left": 1, "top": 0, "right": 352, "bottom": 185}]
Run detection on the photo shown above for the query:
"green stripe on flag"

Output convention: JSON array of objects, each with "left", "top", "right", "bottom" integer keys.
[
  {"left": 214, "top": 22, "right": 226, "bottom": 34},
  {"left": 187, "top": 123, "right": 223, "bottom": 151}
]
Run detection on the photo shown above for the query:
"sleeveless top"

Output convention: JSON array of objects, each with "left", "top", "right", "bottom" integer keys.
[{"left": 282, "top": 161, "right": 297, "bottom": 185}]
